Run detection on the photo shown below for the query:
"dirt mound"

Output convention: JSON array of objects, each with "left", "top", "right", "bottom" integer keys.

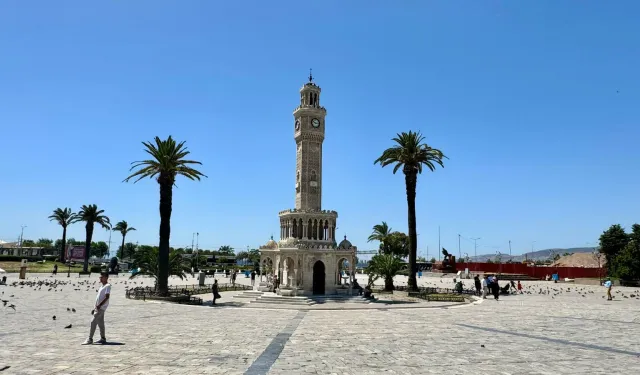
[{"left": 551, "top": 253, "right": 605, "bottom": 268}]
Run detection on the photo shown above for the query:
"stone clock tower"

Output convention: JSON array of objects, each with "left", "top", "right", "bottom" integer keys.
[
  {"left": 258, "top": 73, "right": 357, "bottom": 296},
  {"left": 294, "top": 73, "right": 326, "bottom": 210}
]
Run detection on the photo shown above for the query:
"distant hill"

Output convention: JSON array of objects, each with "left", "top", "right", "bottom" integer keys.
[{"left": 468, "top": 247, "right": 598, "bottom": 262}]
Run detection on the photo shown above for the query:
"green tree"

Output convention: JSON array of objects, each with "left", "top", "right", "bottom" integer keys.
[
  {"left": 91, "top": 241, "right": 109, "bottom": 258},
  {"left": 374, "top": 131, "right": 447, "bottom": 291},
  {"left": 21, "top": 239, "right": 36, "bottom": 247},
  {"left": 430, "top": 257, "right": 437, "bottom": 263},
  {"left": 615, "top": 240, "right": 640, "bottom": 282},
  {"left": 384, "top": 232, "right": 410, "bottom": 258},
  {"left": 367, "top": 221, "right": 392, "bottom": 246},
  {"left": 36, "top": 238, "right": 54, "bottom": 248},
  {"left": 49, "top": 208, "right": 77, "bottom": 263},
  {"left": 124, "top": 136, "right": 206, "bottom": 295},
  {"left": 130, "top": 246, "right": 193, "bottom": 288},
  {"left": 599, "top": 224, "right": 629, "bottom": 277},
  {"left": 118, "top": 242, "right": 137, "bottom": 259},
  {"left": 416, "top": 256, "right": 427, "bottom": 263},
  {"left": 113, "top": 220, "right": 136, "bottom": 260},
  {"left": 218, "top": 245, "right": 234, "bottom": 255},
  {"left": 72, "top": 204, "right": 111, "bottom": 272},
  {"left": 366, "top": 253, "right": 403, "bottom": 291}
]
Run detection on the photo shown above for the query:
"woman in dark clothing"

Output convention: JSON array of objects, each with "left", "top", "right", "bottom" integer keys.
[
  {"left": 212, "top": 279, "right": 221, "bottom": 306},
  {"left": 492, "top": 277, "right": 500, "bottom": 300},
  {"left": 474, "top": 275, "right": 481, "bottom": 296}
]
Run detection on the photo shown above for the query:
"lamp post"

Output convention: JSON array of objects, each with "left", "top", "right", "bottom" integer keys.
[{"left": 19, "top": 225, "right": 27, "bottom": 247}]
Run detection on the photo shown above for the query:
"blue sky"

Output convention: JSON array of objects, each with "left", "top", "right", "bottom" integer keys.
[{"left": 1, "top": 1, "right": 639, "bottom": 259}]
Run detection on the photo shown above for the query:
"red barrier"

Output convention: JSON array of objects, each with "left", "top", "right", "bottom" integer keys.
[{"left": 454, "top": 262, "right": 602, "bottom": 279}]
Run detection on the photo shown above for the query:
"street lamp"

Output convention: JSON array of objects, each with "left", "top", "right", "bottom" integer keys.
[{"left": 19, "top": 225, "right": 27, "bottom": 247}]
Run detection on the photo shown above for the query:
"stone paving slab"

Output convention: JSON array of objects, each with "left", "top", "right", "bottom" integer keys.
[{"left": 1, "top": 273, "right": 639, "bottom": 374}]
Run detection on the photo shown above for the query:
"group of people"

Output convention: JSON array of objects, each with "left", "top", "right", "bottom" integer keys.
[{"left": 473, "top": 275, "right": 522, "bottom": 300}]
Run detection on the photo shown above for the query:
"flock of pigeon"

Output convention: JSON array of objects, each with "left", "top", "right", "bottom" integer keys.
[{"left": 1, "top": 277, "right": 149, "bottom": 329}]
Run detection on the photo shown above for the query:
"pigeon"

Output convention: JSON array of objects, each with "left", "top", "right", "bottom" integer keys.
[
  {"left": 52, "top": 316, "right": 56, "bottom": 320},
  {"left": 8, "top": 304, "right": 16, "bottom": 311},
  {"left": 64, "top": 324, "right": 72, "bottom": 329},
  {"left": 481, "top": 344, "right": 485, "bottom": 348},
  {"left": 67, "top": 308, "right": 70, "bottom": 312},
  {"left": 1, "top": 300, "right": 8, "bottom": 306},
  {"left": 72, "top": 308, "right": 76, "bottom": 313}
]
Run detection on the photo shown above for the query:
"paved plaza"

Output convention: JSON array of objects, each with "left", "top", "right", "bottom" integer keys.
[{"left": 1, "top": 272, "right": 639, "bottom": 375}]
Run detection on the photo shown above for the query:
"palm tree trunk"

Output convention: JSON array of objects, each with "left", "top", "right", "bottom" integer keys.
[
  {"left": 60, "top": 226, "right": 67, "bottom": 264},
  {"left": 404, "top": 170, "right": 418, "bottom": 291},
  {"left": 384, "top": 276, "right": 394, "bottom": 291},
  {"left": 84, "top": 223, "right": 94, "bottom": 273},
  {"left": 158, "top": 176, "right": 173, "bottom": 296},
  {"left": 121, "top": 235, "right": 126, "bottom": 259}
]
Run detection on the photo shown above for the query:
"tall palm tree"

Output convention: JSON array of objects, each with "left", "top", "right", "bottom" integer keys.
[
  {"left": 367, "top": 221, "right": 393, "bottom": 252},
  {"left": 72, "top": 205, "right": 111, "bottom": 272},
  {"left": 113, "top": 220, "right": 136, "bottom": 260},
  {"left": 374, "top": 131, "right": 447, "bottom": 291},
  {"left": 48, "top": 208, "right": 77, "bottom": 263},
  {"left": 124, "top": 136, "right": 206, "bottom": 296}
]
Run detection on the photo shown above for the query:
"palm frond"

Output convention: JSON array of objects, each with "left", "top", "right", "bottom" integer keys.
[{"left": 124, "top": 136, "right": 207, "bottom": 185}]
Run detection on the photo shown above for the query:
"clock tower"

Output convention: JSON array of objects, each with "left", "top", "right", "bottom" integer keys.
[
  {"left": 258, "top": 72, "right": 358, "bottom": 296},
  {"left": 293, "top": 71, "right": 326, "bottom": 210}
]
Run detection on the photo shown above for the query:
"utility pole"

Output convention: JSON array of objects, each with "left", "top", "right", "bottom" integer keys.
[
  {"left": 19, "top": 225, "right": 27, "bottom": 247},
  {"left": 458, "top": 234, "right": 461, "bottom": 260},
  {"left": 191, "top": 233, "right": 195, "bottom": 253},
  {"left": 438, "top": 226, "right": 441, "bottom": 261},
  {"left": 471, "top": 237, "right": 480, "bottom": 259},
  {"left": 509, "top": 240, "right": 512, "bottom": 256}
]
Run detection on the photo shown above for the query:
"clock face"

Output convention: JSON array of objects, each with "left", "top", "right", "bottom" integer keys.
[
  {"left": 312, "top": 118, "right": 320, "bottom": 128},
  {"left": 295, "top": 120, "right": 300, "bottom": 130}
]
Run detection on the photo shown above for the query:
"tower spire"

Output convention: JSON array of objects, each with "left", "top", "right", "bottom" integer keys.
[{"left": 308, "top": 68, "right": 313, "bottom": 82}]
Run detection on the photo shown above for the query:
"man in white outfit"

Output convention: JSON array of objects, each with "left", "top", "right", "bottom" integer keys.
[
  {"left": 481, "top": 276, "right": 488, "bottom": 299},
  {"left": 82, "top": 272, "right": 111, "bottom": 345}
]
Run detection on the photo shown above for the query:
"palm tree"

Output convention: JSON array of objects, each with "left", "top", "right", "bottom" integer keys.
[
  {"left": 113, "top": 221, "right": 136, "bottom": 260},
  {"left": 130, "top": 246, "right": 192, "bottom": 285},
  {"left": 374, "top": 131, "right": 447, "bottom": 291},
  {"left": 367, "top": 221, "right": 393, "bottom": 252},
  {"left": 366, "top": 253, "right": 403, "bottom": 291},
  {"left": 48, "top": 208, "right": 77, "bottom": 263},
  {"left": 72, "top": 204, "right": 111, "bottom": 272},
  {"left": 124, "top": 136, "right": 206, "bottom": 295}
]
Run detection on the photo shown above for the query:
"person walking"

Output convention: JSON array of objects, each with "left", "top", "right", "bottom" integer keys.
[
  {"left": 250, "top": 270, "right": 256, "bottom": 287},
  {"left": 517, "top": 280, "right": 523, "bottom": 294},
  {"left": 231, "top": 270, "right": 237, "bottom": 286},
  {"left": 481, "top": 276, "right": 488, "bottom": 299},
  {"left": 492, "top": 276, "right": 500, "bottom": 300},
  {"left": 604, "top": 278, "right": 613, "bottom": 300},
  {"left": 82, "top": 272, "right": 111, "bottom": 345},
  {"left": 52, "top": 264, "right": 58, "bottom": 276},
  {"left": 212, "top": 279, "right": 221, "bottom": 306},
  {"left": 474, "top": 275, "right": 481, "bottom": 296}
]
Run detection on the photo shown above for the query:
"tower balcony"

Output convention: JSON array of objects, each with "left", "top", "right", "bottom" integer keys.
[{"left": 278, "top": 208, "right": 338, "bottom": 245}]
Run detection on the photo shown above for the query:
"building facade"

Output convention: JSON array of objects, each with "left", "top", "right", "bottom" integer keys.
[{"left": 259, "top": 75, "right": 357, "bottom": 295}]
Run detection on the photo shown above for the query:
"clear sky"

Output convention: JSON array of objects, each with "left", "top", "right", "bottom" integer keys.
[{"left": 1, "top": 1, "right": 639, "bottom": 259}]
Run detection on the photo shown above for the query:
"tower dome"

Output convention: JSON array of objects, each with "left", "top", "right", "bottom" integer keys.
[{"left": 338, "top": 235, "right": 352, "bottom": 249}]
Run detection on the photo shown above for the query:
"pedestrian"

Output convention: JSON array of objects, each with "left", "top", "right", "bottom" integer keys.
[
  {"left": 52, "top": 264, "right": 58, "bottom": 276},
  {"left": 604, "top": 278, "right": 612, "bottom": 300},
  {"left": 474, "top": 275, "right": 481, "bottom": 296},
  {"left": 517, "top": 280, "right": 523, "bottom": 294},
  {"left": 492, "top": 276, "right": 499, "bottom": 300},
  {"left": 231, "top": 270, "right": 237, "bottom": 286},
  {"left": 481, "top": 276, "right": 488, "bottom": 299},
  {"left": 82, "top": 272, "right": 111, "bottom": 345},
  {"left": 250, "top": 270, "right": 256, "bottom": 286},
  {"left": 212, "top": 279, "right": 221, "bottom": 306}
]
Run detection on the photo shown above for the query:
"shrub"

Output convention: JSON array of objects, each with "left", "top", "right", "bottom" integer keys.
[
  {"left": 0, "top": 255, "right": 43, "bottom": 262},
  {"left": 90, "top": 266, "right": 103, "bottom": 273}
]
